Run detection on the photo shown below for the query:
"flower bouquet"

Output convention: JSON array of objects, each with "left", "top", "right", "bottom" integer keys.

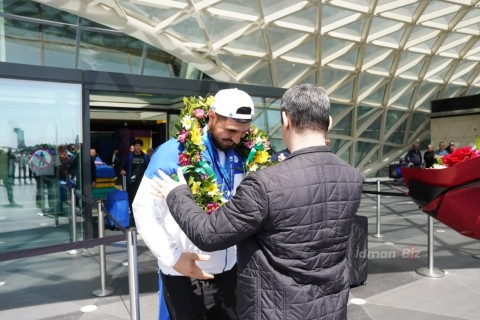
[
  {"left": 401, "top": 136, "right": 480, "bottom": 239},
  {"left": 173, "top": 95, "right": 272, "bottom": 214}
]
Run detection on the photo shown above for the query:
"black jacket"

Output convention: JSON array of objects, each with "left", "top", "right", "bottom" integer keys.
[{"left": 167, "top": 146, "right": 363, "bottom": 320}]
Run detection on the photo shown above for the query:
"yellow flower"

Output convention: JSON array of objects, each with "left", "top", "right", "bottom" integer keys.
[
  {"left": 176, "top": 95, "right": 273, "bottom": 214},
  {"left": 206, "top": 95, "right": 215, "bottom": 106},
  {"left": 191, "top": 126, "right": 202, "bottom": 145},
  {"left": 191, "top": 181, "right": 201, "bottom": 195},
  {"left": 182, "top": 116, "right": 193, "bottom": 130},
  {"left": 206, "top": 182, "right": 220, "bottom": 196},
  {"left": 254, "top": 150, "right": 269, "bottom": 164}
]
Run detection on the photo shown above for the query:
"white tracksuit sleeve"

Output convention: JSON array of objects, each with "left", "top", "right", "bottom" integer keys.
[{"left": 133, "top": 176, "right": 182, "bottom": 268}]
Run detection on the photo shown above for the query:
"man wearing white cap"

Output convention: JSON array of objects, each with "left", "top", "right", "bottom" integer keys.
[{"left": 133, "top": 88, "right": 254, "bottom": 320}]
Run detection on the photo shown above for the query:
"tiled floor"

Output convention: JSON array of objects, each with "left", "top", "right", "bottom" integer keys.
[
  {"left": 348, "top": 182, "right": 480, "bottom": 320},
  {"left": 1, "top": 180, "right": 479, "bottom": 319}
]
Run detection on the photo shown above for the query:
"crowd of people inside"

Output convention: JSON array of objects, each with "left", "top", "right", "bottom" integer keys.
[
  {"left": 392, "top": 140, "right": 458, "bottom": 181},
  {"left": 0, "top": 141, "right": 150, "bottom": 214},
  {"left": 405, "top": 140, "right": 457, "bottom": 169}
]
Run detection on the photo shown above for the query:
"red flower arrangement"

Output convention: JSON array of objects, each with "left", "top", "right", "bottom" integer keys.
[
  {"left": 437, "top": 145, "right": 479, "bottom": 167},
  {"left": 401, "top": 136, "right": 480, "bottom": 239}
]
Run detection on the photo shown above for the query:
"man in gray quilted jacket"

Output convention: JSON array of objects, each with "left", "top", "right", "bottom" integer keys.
[{"left": 153, "top": 84, "right": 363, "bottom": 320}]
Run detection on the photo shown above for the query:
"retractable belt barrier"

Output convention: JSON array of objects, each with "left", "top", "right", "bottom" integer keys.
[
  {"left": 0, "top": 185, "right": 141, "bottom": 319},
  {"left": 362, "top": 180, "right": 446, "bottom": 278},
  {"left": 0, "top": 234, "right": 125, "bottom": 262}
]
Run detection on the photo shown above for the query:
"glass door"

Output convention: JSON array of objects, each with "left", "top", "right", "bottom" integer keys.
[{"left": 0, "top": 78, "right": 83, "bottom": 252}]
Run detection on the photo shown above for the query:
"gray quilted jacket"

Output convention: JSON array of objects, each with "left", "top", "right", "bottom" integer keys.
[{"left": 167, "top": 145, "right": 363, "bottom": 320}]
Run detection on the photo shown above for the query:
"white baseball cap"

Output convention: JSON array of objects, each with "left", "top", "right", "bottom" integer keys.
[{"left": 211, "top": 88, "right": 254, "bottom": 121}]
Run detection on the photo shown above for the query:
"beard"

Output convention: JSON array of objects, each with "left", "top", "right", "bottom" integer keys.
[
  {"left": 208, "top": 128, "right": 236, "bottom": 151},
  {"left": 211, "top": 134, "right": 235, "bottom": 151}
]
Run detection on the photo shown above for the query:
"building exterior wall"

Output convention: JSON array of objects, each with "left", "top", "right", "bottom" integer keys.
[{"left": 431, "top": 114, "right": 480, "bottom": 149}]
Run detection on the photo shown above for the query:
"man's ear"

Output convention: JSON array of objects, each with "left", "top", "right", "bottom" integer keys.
[
  {"left": 327, "top": 116, "right": 333, "bottom": 133},
  {"left": 281, "top": 111, "right": 290, "bottom": 128},
  {"left": 207, "top": 109, "right": 216, "bottom": 126}
]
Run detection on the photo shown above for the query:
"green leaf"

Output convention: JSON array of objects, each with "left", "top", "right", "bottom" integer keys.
[{"left": 476, "top": 135, "right": 480, "bottom": 150}]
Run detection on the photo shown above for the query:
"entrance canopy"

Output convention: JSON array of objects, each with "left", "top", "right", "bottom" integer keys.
[
  {"left": 32, "top": 0, "right": 480, "bottom": 174},
  {"left": 34, "top": 0, "right": 480, "bottom": 107}
]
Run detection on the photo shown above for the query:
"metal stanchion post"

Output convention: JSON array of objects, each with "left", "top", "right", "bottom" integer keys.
[
  {"left": 54, "top": 210, "right": 59, "bottom": 227},
  {"left": 372, "top": 180, "right": 383, "bottom": 238},
  {"left": 416, "top": 215, "right": 445, "bottom": 278},
  {"left": 53, "top": 180, "right": 59, "bottom": 227},
  {"left": 127, "top": 228, "right": 140, "bottom": 320},
  {"left": 68, "top": 187, "right": 82, "bottom": 255},
  {"left": 93, "top": 200, "right": 115, "bottom": 297}
]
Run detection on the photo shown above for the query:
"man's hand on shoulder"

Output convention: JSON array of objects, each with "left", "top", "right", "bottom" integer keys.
[
  {"left": 152, "top": 167, "right": 187, "bottom": 200},
  {"left": 173, "top": 252, "right": 214, "bottom": 280}
]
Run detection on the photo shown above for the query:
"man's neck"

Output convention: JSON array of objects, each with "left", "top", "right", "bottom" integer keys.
[{"left": 289, "top": 130, "right": 327, "bottom": 153}]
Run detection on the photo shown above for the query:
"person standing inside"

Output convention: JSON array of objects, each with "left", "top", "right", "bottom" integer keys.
[
  {"left": 121, "top": 139, "right": 149, "bottom": 218},
  {"left": 18, "top": 152, "right": 28, "bottom": 184},
  {"left": 435, "top": 141, "right": 448, "bottom": 157},
  {"left": 110, "top": 149, "right": 122, "bottom": 182},
  {"left": 446, "top": 141, "right": 456, "bottom": 154},
  {"left": 152, "top": 84, "right": 363, "bottom": 320},
  {"left": 30, "top": 146, "right": 56, "bottom": 212},
  {"left": 0, "top": 148, "right": 16, "bottom": 205},
  {"left": 133, "top": 88, "right": 256, "bottom": 320},
  {"left": 424, "top": 144, "right": 435, "bottom": 168},
  {"left": 405, "top": 142, "right": 422, "bottom": 168},
  {"left": 147, "top": 147, "right": 154, "bottom": 158},
  {"left": 90, "top": 148, "right": 97, "bottom": 189}
]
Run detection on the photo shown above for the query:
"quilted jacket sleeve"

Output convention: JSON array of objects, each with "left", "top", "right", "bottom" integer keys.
[{"left": 166, "top": 174, "right": 268, "bottom": 251}]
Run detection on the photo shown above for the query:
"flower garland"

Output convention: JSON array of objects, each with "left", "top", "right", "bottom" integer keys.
[
  {"left": 174, "top": 95, "right": 272, "bottom": 214},
  {"left": 432, "top": 135, "right": 480, "bottom": 169}
]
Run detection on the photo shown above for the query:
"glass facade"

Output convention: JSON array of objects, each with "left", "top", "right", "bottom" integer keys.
[
  {"left": 0, "top": 0, "right": 439, "bottom": 180},
  {"left": 0, "top": 0, "right": 184, "bottom": 77},
  {"left": 0, "top": 78, "right": 83, "bottom": 252},
  {"left": 0, "top": 0, "right": 453, "bottom": 255}
]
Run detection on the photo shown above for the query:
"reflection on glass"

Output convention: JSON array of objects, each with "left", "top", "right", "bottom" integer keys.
[
  {"left": 168, "top": 114, "right": 180, "bottom": 139},
  {"left": 331, "top": 110, "right": 352, "bottom": 136},
  {"left": 359, "top": 117, "right": 381, "bottom": 140},
  {"left": 355, "top": 141, "right": 375, "bottom": 166},
  {"left": 0, "top": 78, "right": 82, "bottom": 252},
  {"left": 386, "top": 121, "right": 406, "bottom": 144}
]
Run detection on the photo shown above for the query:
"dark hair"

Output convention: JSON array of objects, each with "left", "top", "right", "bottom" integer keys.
[
  {"left": 134, "top": 139, "right": 143, "bottom": 146},
  {"left": 280, "top": 84, "right": 330, "bottom": 132}
]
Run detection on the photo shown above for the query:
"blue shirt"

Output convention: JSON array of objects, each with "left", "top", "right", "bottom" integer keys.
[{"left": 145, "top": 130, "right": 247, "bottom": 200}]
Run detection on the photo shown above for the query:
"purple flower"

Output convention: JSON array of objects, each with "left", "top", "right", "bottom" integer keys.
[
  {"left": 192, "top": 151, "right": 201, "bottom": 163},
  {"left": 244, "top": 140, "right": 255, "bottom": 149},
  {"left": 178, "top": 152, "right": 191, "bottom": 166},
  {"left": 193, "top": 109, "right": 205, "bottom": 119},
  {"left": 207, "top": 203, "right": 219, "bottom": 214},
  {"left": 177, "top": 130, "right": 188, "bottom": 144}
]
